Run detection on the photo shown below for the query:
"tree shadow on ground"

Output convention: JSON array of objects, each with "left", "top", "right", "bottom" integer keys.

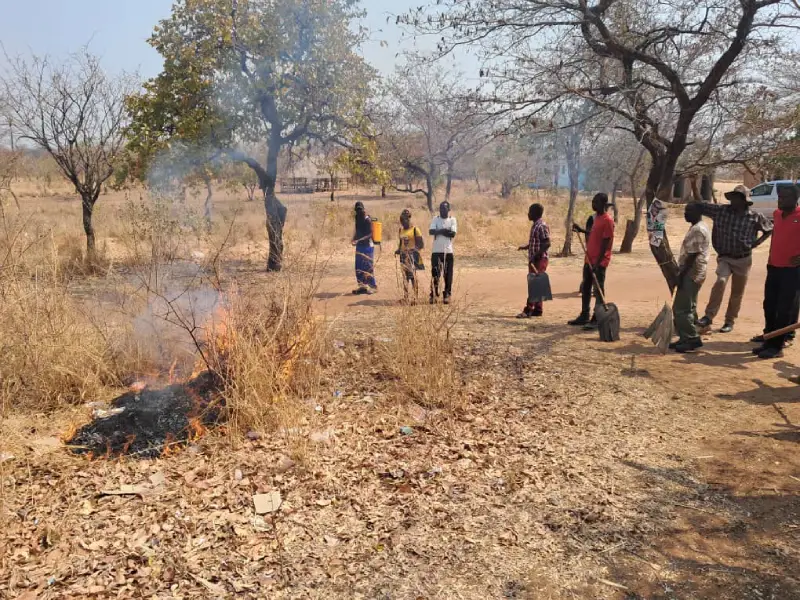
[
  {"left": 718, "top": 378, "right": 800, "bottom": 405},
  {"left": 605, "top": 339, "right": 762, "bottom": 369},
  {"left": 606, "top": 459, "right": 800, "bottom": 599}
]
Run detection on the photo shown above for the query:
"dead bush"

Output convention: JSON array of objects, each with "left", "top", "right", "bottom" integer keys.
[
  {"left": 213, "top": 272, "right": 328, "bottom": 441},
  {"left": 378, "top": 302, "right": 463, "bottom": 411}
]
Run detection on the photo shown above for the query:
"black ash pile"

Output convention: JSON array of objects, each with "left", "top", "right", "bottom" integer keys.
[{"left": 67, "top": 370, "right": 225, "bottom": 458}]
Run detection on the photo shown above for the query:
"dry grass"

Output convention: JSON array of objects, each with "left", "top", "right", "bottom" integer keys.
[{"left": 378, "top": 302, "right": 463, "bottom": 411}]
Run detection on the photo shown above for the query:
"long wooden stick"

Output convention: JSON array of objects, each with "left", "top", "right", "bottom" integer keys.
[
  {"left": 764, "top": 321, "right": 800, "bottom": 340},
  {"left": 574, "top": 229, "right": 610, "bottom": 307}
]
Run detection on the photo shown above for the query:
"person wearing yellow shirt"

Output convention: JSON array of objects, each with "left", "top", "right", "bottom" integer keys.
[{"left": 395, "top": 209, "right": 425, "bottom": 303}]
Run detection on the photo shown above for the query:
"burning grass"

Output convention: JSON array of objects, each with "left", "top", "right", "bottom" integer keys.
[{"left": 65, "top": 370, "right": 224, "bottom": 458}]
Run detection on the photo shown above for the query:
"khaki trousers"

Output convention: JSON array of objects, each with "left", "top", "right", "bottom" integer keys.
[{"left": 704, "top": 254, "right": 752, "bottom": 324}]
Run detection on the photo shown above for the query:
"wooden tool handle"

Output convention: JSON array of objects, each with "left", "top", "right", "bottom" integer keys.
[
  {"left": 529, "top": 262, "right": 538, "bottom": 275},
  {"left": 764, "top": 321, "right": 800, "bottom": 341},
  {"left": 575, "top": 232, "right": 609, "bottom": 308}
]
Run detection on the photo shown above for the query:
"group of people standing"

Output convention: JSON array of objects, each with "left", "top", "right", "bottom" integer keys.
[
  {"left": 674, "top": 183, "right": 800, "bottom": 357},
  {"left": 351, "top": 200, "right": 457, "bottom": 304},
  {"left": 350, "top": 182, "right": 800, "bottom": 359}
]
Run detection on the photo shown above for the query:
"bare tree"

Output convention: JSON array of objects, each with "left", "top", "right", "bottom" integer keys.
[
  {"left": 382, "top": 65, "right": 493, "bottom": 211},
  {"left": 1, "top": 49, "right": 134, "bottom": 256},
  {"left": 404, "top": 0, "right": 800, "bottom": 288}
]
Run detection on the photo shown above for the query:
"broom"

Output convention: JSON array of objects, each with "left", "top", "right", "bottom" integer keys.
[{"left": 643, "top": 288, "right": 676, "bottom": 353}]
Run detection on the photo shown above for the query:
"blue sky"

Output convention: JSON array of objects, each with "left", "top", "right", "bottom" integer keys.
[{"left": 0, "top": 0, "right": 475, "bottom": 79}]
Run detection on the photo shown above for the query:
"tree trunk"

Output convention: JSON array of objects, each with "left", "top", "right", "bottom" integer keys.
[
  {"left": 474, "top": 171, "right": 482, "bottom": 193},
  {"left": 82, "top": 193, "right": 96, "bottom": 260},
  {"left": 444, "top": 171, "right": 453, "bottom": 203},
  {"left": 329, "top": 173, "right": 335, "bottom": 202},
  {"left": 381, "top": 185, "right": 386, "bottom": 198},
  {"left": 501, "top": 180, "right": 512, "bottom": 198},
  {"left": 425, "top": 174, "right": 434, "bottom": 212},
  {"left": 203, "top": 174, "right": 213, "bottom": 232},
  {"left": 645, "top": 162, "right": 680, "bottom": 291},
  {"left": 244, "top": 183, "right": 256, "bottom": 201},
  {"left": 611, "top": 179, "right": 620, "bottom": 224},
  {"left": 560, "top": 185, "right": 578, "bottom": 256},
  {"left": 265, "top": 134, "right": 287, "bottom": 272},
  {"left": 619, "top": 192, "right": 646, "bottom": 253},
  {"left": 560, "top": 135, "right": 581, "bottom": 257}
]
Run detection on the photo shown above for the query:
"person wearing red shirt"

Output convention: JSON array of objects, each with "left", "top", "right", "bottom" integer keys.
[
  {"left": 569, "top": 193, "right": 615, "bottom": 328},
  {"left": 753, "top": 185, "right": 800, "bottom": 359}
]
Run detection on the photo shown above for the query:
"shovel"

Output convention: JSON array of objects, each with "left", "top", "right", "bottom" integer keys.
[
  {"left": 575, "top": 231, "right": 620, "bottom": 342},
  {"left": 527, "top": 262, "right": 553, "bottom": 304}
]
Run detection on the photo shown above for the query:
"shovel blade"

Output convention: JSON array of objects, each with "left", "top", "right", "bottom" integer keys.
[
  {"left": 527, "top": 272, "right": 553, "bottom": 303},
  {"left": 596, "top": 303, "right": 620, "bottom": 342}
]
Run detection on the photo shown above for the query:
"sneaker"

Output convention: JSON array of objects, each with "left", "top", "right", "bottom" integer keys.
[
  {"left": 352, "top": 287, "right": 368, "bottom": 295},
  {"left": 697, "top": 316, "right": 712, "bottom": 329},
  {"left": 365, "top": 287, "right": 376, "bottom": 295},
  {"left": 719, "top": 323, "right": 734, "bottom": 334},
  {"left": 675, "top": 338, "right": 703, "bottom": 353},
  {"left": 757, "top": 346, "right": 784, "bottom": 359},
  {"left": 751, "top": 334, "right": 765, "bottom": 343},
  {"left": 568, "top": 315, "right": 590, "bottom": 326}
]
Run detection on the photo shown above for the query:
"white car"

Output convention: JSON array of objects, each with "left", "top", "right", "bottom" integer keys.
[{"left": 749, "top": 180, "right": 800, "bottom": 218}]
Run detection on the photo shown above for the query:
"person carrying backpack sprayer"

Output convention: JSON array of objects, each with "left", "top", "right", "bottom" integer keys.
[
  {"left": 396, "top": 209, "right": 425, "bottom": 304},
  {"left": 429, "top": 201, "right": 457, "bottom": 304},
  {"left": 351, "top": 201, "right": 378, "bottom": 295}
]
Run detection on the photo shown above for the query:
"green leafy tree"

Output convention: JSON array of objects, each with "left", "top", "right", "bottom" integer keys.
[{"left": 128, "top": 0, "right": 374, "bottom": 271}]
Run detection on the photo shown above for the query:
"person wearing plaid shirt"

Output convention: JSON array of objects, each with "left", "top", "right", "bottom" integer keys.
[
  {"left": 517, "top": 203, "right": 550, "bottom": 317},
  {"left": 696, "top": 185, "right": 772, "bottom": 333}
]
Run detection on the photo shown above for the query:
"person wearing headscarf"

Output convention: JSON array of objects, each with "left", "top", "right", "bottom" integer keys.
[{"left": 351, "top": 201, "right": 377, "bottom": 295}]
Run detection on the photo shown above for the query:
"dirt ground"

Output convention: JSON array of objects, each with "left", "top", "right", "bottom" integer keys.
[
  {"left": 1, "top": 188, "right": 799, "bottom": 599},
  {"left": 307, "top": 239, "right": 800, "bottom": 599}
]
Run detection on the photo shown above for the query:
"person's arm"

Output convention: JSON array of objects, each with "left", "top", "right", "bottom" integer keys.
[
  {"left": 414, "top": 227, "right": 425, "bottom": 250},
  {"left": 593, "top": 238, "right": 610, "bottom": 270},
  {"left": 752, "top": 214, "right": 774, "bottom": 248},
  {"left": 696, "top": 203, "right": 721, "bottom": 219},
  {"left": 678, "top": 253, "right": 699, "bottom": 286},
  {"left": 572, "top": 222, "right": 587, "bottom": 234},
  {"left": 533, "top": 225, "right": 551, "bottom": 261},
  {"left": 429, "top": 218, "right": 438, "bottom": 237}
]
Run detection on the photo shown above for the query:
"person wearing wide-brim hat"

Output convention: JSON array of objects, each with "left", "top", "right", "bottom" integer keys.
[{"left": 695, "top": 184, "right": 773, "bottom": 334}]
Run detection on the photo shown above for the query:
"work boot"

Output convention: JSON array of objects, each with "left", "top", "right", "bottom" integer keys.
[
  {"left": 675, "top": 338, "right": 703, "bottom": 353},
  {"left": 582, "top": 317, "right": 598, "bottom": 331},
  {"left": 757, "top": 346, "right": 784, "bottom": 359},
  {"left": 568, "top": 314, "right": 590, "bottom": 326},
  {"left": 752, "top": 344, "right": 768, "bottom": 355},
  {"left": 697, "top": 316, "right": 712, "bottom": 329},
  {"left": 719, "top": 323, "right": 734, "bottom": 334},
  {"left": 751, "top": 334, "right": 765, "bottom": 343}
]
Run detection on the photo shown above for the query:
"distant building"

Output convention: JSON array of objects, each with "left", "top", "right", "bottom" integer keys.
[{"left": 553, "top": 160, "right": 587, "bottom": 190}]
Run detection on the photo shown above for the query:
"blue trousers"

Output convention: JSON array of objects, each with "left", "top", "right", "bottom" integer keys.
[{"left": 355, "top": 246, "right": 376, "bottom": 288}]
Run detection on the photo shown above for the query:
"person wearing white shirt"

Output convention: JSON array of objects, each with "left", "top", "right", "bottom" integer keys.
[{"left": 429, "top": 201, "right": 457, "bottom": 304}]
